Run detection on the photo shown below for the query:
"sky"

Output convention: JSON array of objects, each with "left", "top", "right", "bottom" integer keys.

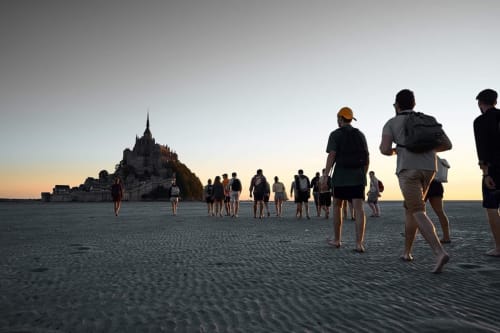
[{"left": 1, "top": 0, "right": 499, "bottom": 201}]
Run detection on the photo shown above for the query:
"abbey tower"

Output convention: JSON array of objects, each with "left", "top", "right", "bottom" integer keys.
[{"left": 43, "top": 115, "right": 203, "bottom": 202}]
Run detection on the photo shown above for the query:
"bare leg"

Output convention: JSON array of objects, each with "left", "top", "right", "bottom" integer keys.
[
  {"left": 234, "top": 201, "right": 240, "bottom": 217},
  {"left": 114, "top": 201, "right": 120, "bottom": 216},
  {"left": 402, "top": 209, "right": 418, "bottom": 261},
  {"left": 328, "top": 198, "right": 343, "bottom": 248},
  {"left": 349, "top": 201, "right": 355, "bottom": 220},
  {"left": 429, "top": 197, "right": 450, "bottom": 242},
  {"left": 304, "top": 202, "right": 310, "bottom": 219},
  {"left": 315, "top": 194, "right": 320, "bottom": 216},
  {"left": 486, "top": 208, "right": 500, "bottom": 256},
  {"left": 375, "top": 202, "right": 381, "bottom": 217},
  {"left": 413, "top": 211, "right": 450, "bottom": 273},
  {"left": 353, "top": 198, "right": 366, "bottom": 252},
  {"left": 253, "top": 201, "right": 257, "bottom": 218},
  {"left": 368, "top": 202, "right": 376, "bottom": 216},
  {"left": 171, "top": 200, "right": 178, "bottom": 215}
]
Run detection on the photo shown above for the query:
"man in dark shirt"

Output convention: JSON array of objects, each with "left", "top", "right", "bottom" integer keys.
[{"left": 474, "top": 88, "right": 500, "bottom": 257}]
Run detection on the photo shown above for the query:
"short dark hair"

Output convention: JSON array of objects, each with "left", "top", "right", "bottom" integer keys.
[
  {"left": 232, "top": 172, "right": 237, "bottom": 177},
  {"left": 395, "top": 89, "right": 416, "bottom": 110},
  {"left": 476, "top": 89, "right": 498, "bottom": 105}
]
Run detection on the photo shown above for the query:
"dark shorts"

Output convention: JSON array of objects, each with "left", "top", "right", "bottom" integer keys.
[
  {"left": 483, "top": 167, "right": 500, "bottom": 209},
  {"left": 205, "top": 197, "right": 214, "bottom": 204},
  {"left": 298, "top": 191, "right": 310, "bottom": 203},
  {"left": 264, "top": 194, "right": 270, "bottom": 203},
  {"left": 253, "top": 192, "right": 265, "bottom": 201},
  {"left": 319, "top": 192, "right": 331, "bottom": 206},
  {"left": 214, "top": 193, "right": 225, "bottom": 201},
  {"left": 333, "top": 185, "right": 365, "bottom": 200},
  {"left": 425, "top": 180, "right": 444, "bottom": 201},
  {"left": 224, "top": 196, "right": 231, "bottom": 203}
]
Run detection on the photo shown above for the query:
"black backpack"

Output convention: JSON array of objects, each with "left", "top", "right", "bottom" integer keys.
[
  {"left": 397, "top": 112, "right": 446, "bottom": 153},
  {"left": 231, "top": 178, "right": 242, "bottom": 192},
  {"left": 206, "top": 185, "right": 213, "bottom": 196},
  {"left": 335, "top": 126, "right": 369, "bottom": 168}
]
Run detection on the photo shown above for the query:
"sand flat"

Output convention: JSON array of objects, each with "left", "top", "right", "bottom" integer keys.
[{"left": 0, "top": 201, "right": 499, "bottom": 332}]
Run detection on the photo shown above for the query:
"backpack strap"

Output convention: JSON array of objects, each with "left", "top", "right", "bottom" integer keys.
[{"left": 395, "top": 111, "right": 412, "bottom": 148}]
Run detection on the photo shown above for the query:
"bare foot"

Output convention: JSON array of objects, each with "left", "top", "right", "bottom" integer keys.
[
  {"left": 354, "top": 244, "right": 365, "bottom": 253},
  {"left": 432, "top": 253, "right": 450, "bottom": 274},
  {"left": 327, "top": 239, "right": 341, "bottom": 248},
  {"left": 400, "top": 254, "right": 414, "bottom": 261},
  {"left": 485, "top": 248, "right": 500, "bottom": 257}
]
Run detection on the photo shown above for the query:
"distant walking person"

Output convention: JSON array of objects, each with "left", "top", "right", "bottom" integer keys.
[
  {"left": 311, "top": 172, "right": 321, "bottom": 217},
  {"left": 169, "top": 179, "right": 180, "bottom": 216},
  {"left": 290, "top": 175, "right": 301, "bottom": 218},
  {"left": 204, "top": 179, "right": 215, "bottom": 216},
  {"left": 318, "top": 168, "right": 332, "bottom": 218},
  {"left": 213, "top": 176, "right": 225, "bottom": 217},
  {"left": 473, "top": 88, "right": 500, "bottom": 257},
  {"left": 380, "top": 89, "right": 452, "bottom": 273},
  {"left": 367, "top": 171, "right": 381, "bottom": 217},
  {"left": 263, "top": 181, "right": 271, "bottom": 217},
  {"left": 297, "top": 169, "right": 311, "bottom": 219},
  {"left": 222, "top": 173, "right": 231, "bottom": 216},
  {"left": 111, "top": 177, "right": 124, "bottom": 216},
  {"left": 272, "top": 176, "right": 286, "bottom": 217},
  {"left": 424, "top": 157, "right": 451, "bottom": 243},
  {"left": 326, "top": 107, "right": 369, "bottom": 252},
  {"left": 249, "top": 169, "right": 267, "bottom": 219},
  {"left": 229, "top": 172, "right": 242, "bottom": 218}
]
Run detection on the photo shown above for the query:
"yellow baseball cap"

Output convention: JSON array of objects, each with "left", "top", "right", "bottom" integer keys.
[{"left": 337, "top": 107, "right": 356, "bottom": 121}]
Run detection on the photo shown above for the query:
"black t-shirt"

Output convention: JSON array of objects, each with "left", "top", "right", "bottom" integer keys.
[{"left": 474, "top": 107, "right": 500, "bottom": 167}]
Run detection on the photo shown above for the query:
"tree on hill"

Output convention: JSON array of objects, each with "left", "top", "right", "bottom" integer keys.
[{"left": 167, "top": 161, "right": 203, "bottom": 200}]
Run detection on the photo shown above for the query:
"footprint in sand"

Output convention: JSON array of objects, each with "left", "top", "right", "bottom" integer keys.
[{"left": 30, "top": 267, "right": 48, "bottom": 273}]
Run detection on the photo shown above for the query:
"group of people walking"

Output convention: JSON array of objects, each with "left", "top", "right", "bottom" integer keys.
[
  {"left": 110, "top": 88, "right": 500, "bottom": 274},
  {"left": 203, "top": 172, "right": 243, "bottom": 218},
  {"left": 323, "top": 88, "right": 499, "bottom": 273}
]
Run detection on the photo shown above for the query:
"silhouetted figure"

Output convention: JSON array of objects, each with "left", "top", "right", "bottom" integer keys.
[
  {"left": 111, "top": 178, "right": 124, "bottom": 216},
  {"left": 474, "top": 88, "right": 500, "bottom": 257},
  {"left": 380, "top": 89, "right": 452, "bottom": 273},
  {"left": 169, "top": 179, "right": 180, "bottom": 216}
]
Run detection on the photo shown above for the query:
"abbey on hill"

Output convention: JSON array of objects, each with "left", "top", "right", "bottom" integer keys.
[{"left": 42, "top": 115, "right": 203, "bottom": 202}]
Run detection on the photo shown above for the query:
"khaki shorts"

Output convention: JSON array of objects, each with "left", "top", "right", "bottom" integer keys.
[{"left": 398, "top": 169, "right": 435, "bottom": 214}]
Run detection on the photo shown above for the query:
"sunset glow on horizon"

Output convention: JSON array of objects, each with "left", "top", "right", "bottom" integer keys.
[{"left": 1, "top": 0, "right": 498, "bottom": 201}]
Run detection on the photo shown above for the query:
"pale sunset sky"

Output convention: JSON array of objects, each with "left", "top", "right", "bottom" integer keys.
[{"left": 1, "top": 0, "right": 499, "bottom": 200}]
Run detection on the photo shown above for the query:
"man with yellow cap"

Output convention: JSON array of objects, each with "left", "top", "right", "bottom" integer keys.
[{"left": 325, "top": 106, "right": 369, "bottom": 253}]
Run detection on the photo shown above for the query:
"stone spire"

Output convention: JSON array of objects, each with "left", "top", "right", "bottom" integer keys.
[{"left": 143, "top": 112, "right": 152, "bottom": 139}]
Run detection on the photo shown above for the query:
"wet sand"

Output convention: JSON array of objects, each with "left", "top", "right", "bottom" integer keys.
[{"left": 0, "top": 200, "right": 499, "bottom": 332}]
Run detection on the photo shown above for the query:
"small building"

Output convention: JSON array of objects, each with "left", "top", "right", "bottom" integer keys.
[{"left": 53, "top": 185, "right": 71, "bottom": 194}]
